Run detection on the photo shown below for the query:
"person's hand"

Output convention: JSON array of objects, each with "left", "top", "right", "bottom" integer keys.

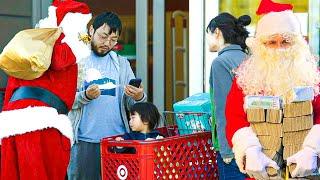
[
  {"left": 115, "top": 137, "right": 124, "bottom": 149},
  {"left": 245, "top": 146, "right": 279, "bottom": 180},
  {"left": 115, "top": 137, "right": 124, "bottom": 141},
  {"left": 287, "top": 147, "right": 318, "bottom": 178},
  {"left": 124, "top": 84, "right": 144, "bottom": 101},
  {"left": 85, "top": 84, "right": 101, "bottom": 100},
  {"left": 223, "top": 157, "right": 233, "bottom": 164},
  {"left": 156, "top": 135, "right": 164, "bottom": 140}
]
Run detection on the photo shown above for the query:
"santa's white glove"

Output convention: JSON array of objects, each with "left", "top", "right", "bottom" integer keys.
[
  {"left": 286, "top": 124, "right": 320, "bottom": 178},
  {"left": 232, "top": 127, "right": 268, "bottom": 174},
  {"left": 287, "top": 147, "right": 317, "bottom": 177},
  {"left": 245, "top": 146, "right": 279, "bottom": 180}
]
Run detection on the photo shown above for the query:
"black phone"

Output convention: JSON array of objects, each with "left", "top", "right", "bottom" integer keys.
[{"left": 129, "top": 78, "right": 142, "bottom": 88}]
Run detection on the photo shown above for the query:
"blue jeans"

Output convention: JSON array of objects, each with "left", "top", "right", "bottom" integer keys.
[
  {"left": 216, "top": 152, "right": 246, "bottom": 180},
  {"left": 67, "top": 141, "right": 101, "bottom": 180}
]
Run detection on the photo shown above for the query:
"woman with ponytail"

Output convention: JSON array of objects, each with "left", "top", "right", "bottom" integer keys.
[{"left": 206, "top": 12, "right": 251, "bottom": 179}]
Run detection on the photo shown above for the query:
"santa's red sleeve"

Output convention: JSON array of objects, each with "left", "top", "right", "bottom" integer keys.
[
  {"left": 225, "top": 78, "right": 250, "bottom": 147},
  {"left": 50, "top": 34, "right": 76, "bottom": 71},
  {"left": 312, "top": 94, "right": 320, "bottom": 124}
]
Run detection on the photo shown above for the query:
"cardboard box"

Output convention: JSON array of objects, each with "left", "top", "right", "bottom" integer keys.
[
  {"left": 258, "top": 136, "right": 282, "bottom": 151},
  {"left": 283, "top": 144, "right": 302, "bottom": 160},
  {"left": 282, "top": 115, "right": 313, "bottom": 132},
  {"left": 283, "top": 130, "right": 310, "bottom": 146},
  {"left": 173, "top": 93, "right": 211, "bottom": 135},
  {"left": 266, "top": 109, "right": 282, "bottom": 123},
  {"left": 247, "top": 108, "right": 265, "bottom": 123},
  {"left": 283, "top": 101, "right": 313, "bottom": 117},
  {"left": 251, "top": 123, "right": 283, "bottom": 137},
  {"left": 173, "top": 93, "right": 211, "bottom": 113}
]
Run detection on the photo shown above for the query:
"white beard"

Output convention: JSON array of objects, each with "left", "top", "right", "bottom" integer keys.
[{"left": 236, "top": 36, "right": 320, "bottom": 103}]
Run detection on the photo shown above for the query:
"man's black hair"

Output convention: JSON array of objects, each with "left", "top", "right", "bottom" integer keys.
[
  {"left": 130, "top": 102, "right": 160, "bottom": 130},
  {"left": 92, "top": 12, "right": 122, "bottom": 35}
]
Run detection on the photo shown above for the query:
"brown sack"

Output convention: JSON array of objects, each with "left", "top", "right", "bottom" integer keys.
[{"left": 0, "top": 28, "right": 62, "bottom": 80}]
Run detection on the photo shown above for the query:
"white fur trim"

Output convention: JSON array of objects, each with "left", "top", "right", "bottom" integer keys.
[
  {"left": 0, "top": 106, "right": 73, "bottom": 145},
  {"left": 232, "top": 127, "right": 262, "bottom": 161},
  {"left": 256, "top": 10, "right": 301, "bottom": 37},
  {"left": 36, "top": 6, "right": 57, "bottom": 28},
  {"left": 303, "top": 124, "right": 320, "bottom": 154},
  {"left": 59, "top": 12, "right": 92, "bottom": 62}
]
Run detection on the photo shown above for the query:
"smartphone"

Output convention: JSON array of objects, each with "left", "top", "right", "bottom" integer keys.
[{"left": 129, "top": 78, "right": 142, "bottom": 88}]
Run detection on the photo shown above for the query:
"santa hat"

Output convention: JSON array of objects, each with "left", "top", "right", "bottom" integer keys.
[
  {"left": 53, "top": 0, "right": 91, "bottom": 25},
  {"left": 256, "top": 0, "right": 293, "bottom": 16},
  {"left": 255, "top": 10, "right": 301, "bottom": 37},
  {"left": 246, "top": 0, "right": 301, "bottom": 46},
  {"left": 37, "top": 0, "right": 92, "bottom": 62}
]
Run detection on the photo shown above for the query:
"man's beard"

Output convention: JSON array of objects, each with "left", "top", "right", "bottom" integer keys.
[
  {"left": 91, "top": 41, "right": 110, "bottom": 57},
  {"left": 236, "top": 36, "right": 320, "bottom": 103}
]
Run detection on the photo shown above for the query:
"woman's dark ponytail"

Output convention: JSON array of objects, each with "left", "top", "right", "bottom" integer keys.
[
  {"left": 206, "top": 13, "right": 251, "bottom": 53},
  {"left": 237, "top": 15, "right": 251, "bottom": 26},
  {"left": 236, "top": 15, "right": 251, "bottom": 51}
]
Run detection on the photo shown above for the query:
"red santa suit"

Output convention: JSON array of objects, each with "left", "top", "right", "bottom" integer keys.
[
  {"left": 225, "top": 0, "right": 320, "bottom": 179},
  {"left": 0, "top": 1, "right": 91, "bottom": 179}
]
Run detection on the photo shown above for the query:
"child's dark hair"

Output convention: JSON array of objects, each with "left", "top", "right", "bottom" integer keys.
[
  {"left": 92, "top": 12, "right": 122, "bottom": 36},
  {"left": 130, "top": 102, "right": 160, "bottom": 130},
  {"left": 206, "top": 12, "right": 251, "bottom": 52}
]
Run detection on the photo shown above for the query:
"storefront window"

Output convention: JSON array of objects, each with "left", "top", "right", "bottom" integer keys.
[{"left": 220, "top": 0, "right": 308, "bottom": 24}]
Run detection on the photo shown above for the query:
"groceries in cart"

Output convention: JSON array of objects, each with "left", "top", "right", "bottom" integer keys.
[
  {"left": 112, "top": 102, "right": 164, "bottom": 153},
  {"left": 171, "top": 93, "right": 212, "bottom": 135}
]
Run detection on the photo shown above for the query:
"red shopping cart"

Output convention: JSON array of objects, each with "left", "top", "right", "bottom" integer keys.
[{"left": 100, "top": 112, "right": 218, "bottom": 180}]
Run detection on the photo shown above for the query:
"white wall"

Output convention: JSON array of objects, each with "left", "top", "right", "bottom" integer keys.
[
  {"left": 204, "top": 0, "right": 219, "bottom": 92},
  {"left": 188, "top": 0, "right": 205, "bottom": 96}
]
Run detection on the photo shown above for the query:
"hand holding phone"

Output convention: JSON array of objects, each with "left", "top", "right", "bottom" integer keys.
[
  {"left": 126, "top": 78, "right": 144, "bottom": 100},
  {"left": 129, "top": 78, "right": 142, "bottom": 88}
]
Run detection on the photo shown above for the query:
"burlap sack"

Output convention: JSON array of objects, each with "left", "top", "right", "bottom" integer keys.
[{"left": 0, "top": 28, "right": 62, "bottom": 80}]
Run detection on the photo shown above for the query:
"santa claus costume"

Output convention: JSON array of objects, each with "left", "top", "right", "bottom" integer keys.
[
  {"left": 226, "top": 0, "right": 320, "bottom": 179},
  {"left": 0, "top": 0, "right": 91, "bottom": 179}
]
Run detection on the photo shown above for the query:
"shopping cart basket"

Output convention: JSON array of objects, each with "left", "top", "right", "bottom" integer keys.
[{"left": 100, "top": 112, "right": 217, "bottom": 180}]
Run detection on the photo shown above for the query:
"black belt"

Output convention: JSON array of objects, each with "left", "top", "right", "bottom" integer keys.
[{"left": 10, "top": 86, "right": 68, "bottom": 114}]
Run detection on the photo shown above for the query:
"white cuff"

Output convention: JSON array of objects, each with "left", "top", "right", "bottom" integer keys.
[
  {"left": 302, "top": 124, "right": 320, "bottom": 154},
  {"left": 232, "top": 127, "right": 262, "bottom": 159},
  {"left": 0, "top": 106, "right": 73, "bottom": 145}
]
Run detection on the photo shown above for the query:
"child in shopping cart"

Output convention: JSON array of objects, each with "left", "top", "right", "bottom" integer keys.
[{"left": 114, "top": 102, "right": 163, "bottom": 153}]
